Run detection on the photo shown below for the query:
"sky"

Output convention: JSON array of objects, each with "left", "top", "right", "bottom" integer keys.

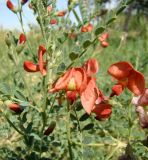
[
  {"left": 0, "top": 0, "right": 68, "bottom": 31},
  {"left": 0, "top": 0, "right": 117, "bottom": 31}
]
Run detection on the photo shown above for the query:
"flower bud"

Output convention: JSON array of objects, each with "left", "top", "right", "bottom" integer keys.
[
  {"left": 5, "top": 34, "right": 11, "bottom": 47},
  {"left": 16, "top": 44, "right": 25, "bottom": 54},
  {"left": 5, "top": 100, "right": 23, "bottom": 114},
  {"left": 6, "top": 0, "right": 17, "bottom": 13}
]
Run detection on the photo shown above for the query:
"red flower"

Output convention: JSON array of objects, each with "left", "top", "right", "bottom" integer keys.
[
  {"left": 50, "top": 19, "right": 58, "bottom": 25},
  {"left": 6, "top": 0, "right": 16, "bottom": 13},
  {"left": 98, "top": 33, "right": 109, "bottom": 48},
  {"left": 50, "top": 67, "right": 87, "bottom": 93},
  {"left": 57, "top": 10, "right": 67, "bottom": 17},
  {"left": 92, "top": 103, "right": 112, "bottom": 120},
  {"left": 66, "top": 91, "right": 77, "bottom": 105},
  {"left": 50, "top": 59, "right": 112, "bottom": 116},
  {"left": 24, "top": 45, "right": 47, "bottom": 76},
  {"left": 19, "top": 33, "right": 26, "bottom": 44},
  {"left": 82, "top": 59, "right": 99, "bottom": 76},
  {"left": 81, "top": 23, "right": 93, "bottom": 33},
  {"left": 108, "top": 61, "right": 145, "bottom": 96}
]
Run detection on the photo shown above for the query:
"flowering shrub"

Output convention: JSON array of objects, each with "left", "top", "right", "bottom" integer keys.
[{"left": 0, "top": 0, "right": 147, "bottom": 159}]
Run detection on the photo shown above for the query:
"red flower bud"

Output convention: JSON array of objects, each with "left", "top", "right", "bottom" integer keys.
[
  {"left": 101, "top": 41, "right": 109, "bottom": 48},
  {"left": 21, "top": 0, "right": 28, "bottom": 5},
  {"left": 50, "top": 19, "right": 57, "bottom": 25},
  {"left": 57, "top": 10, "right": 67, "bottom": 17},
  {"left": 6, "top": 0, "right": 16, "bottom": 13},
  {"left": 5, "top": 100, "right": 23, "bottom": 114},
  {"left": 19, "top": 33, "right": 26, "bottom": 44}
]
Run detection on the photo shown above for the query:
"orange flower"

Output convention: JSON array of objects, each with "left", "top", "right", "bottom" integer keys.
[
  {"left": 50, "top": 67, "right": 87, "bottom": 93},
  {"left": 108, "top": 61, "right": 145, "bottom": 96},
  {"left": 24, "top": 45, "right": 47, "bottom": 76},
  {"left": 98, "top": 33, "right": 109, "bottom": 48},
  {"left": 57, "top": 10, "right": 67, "bottom": 17},
  {"left": 81, "top": 23, "right": 93, "bottom": 33},
  {"left": 82, "top": 59, "right": 99, "bottom": 76}
]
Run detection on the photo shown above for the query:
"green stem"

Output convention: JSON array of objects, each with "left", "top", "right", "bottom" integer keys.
[
  {"left": 72, "top": 9, "right": 82, "bottom": 24},
  {"left": 66, "top": 102, "right": 73, "bottom": 160},
  {"left": 2, "top": 111, "right": 24, "bottom": 136}
]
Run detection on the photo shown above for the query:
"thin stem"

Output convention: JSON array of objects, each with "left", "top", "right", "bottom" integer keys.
[
  {"left": 66, "top": 102, "right": 73, "bottom": 160},
  {"left": 72, "top": 9, "right": 82, "bottom": 24},
  {"left": 1, "top": 107, "right": 24, "bottom": 136}
]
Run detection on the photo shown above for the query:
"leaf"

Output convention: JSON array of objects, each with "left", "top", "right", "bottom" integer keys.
[
  {"left": 57, "top": 62, "right": 66, "bottom": 72},
  {"left": 14, "top": 90, "right": 27, "bottom": 101},
  {"left": 116, "top": 5, "right": 127, "bottom": 15},
  {"left": 95, "top": 27, "right": 105, "bottom": 36},
  {"left": 79, "top": 113, "right": 90, "bottom": 121},
  {"left": 26, "top": 122, "right": 33, "bottom": 133},
  {"left": 83, "top": 40, "right": 92, "bottom": 48},
  {"left": 106, "top": 17, "right": 116, "bottom": 25},
  {"left": 82, "top": 123, "right": 94, "bottom": 131},
  {"left": 22, "top": 112, "right": 27, "bottom": 123},
  {"left": 69, "top": 52, "right": 79, "bottom": 61},
  {"left": 0, "top": 83, "right": 11, "bottom": 95}
]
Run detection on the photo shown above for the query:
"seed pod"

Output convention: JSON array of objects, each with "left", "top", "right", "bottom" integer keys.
[
  {"left": 5, "top": 34, "right": 11, "bottom": 47},
  {"left": 44, "top": 121, "right": 56, "bottom": 136}
]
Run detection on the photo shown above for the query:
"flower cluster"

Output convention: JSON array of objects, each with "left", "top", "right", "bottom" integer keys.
[{"left": 50, "top": 59, "right": 112, "bottom": 120}]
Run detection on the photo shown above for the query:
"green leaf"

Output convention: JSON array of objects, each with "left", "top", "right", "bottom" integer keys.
[
  {"left": 79, "top": 113, "right": 90, "bottom": 121},
  {"left": 116, "top": 5, "right": 127, "bottom": 15},
  {"left": 21, "top": 112, "right": 27, "bottom": 123},
  {"left": 69, "top": 52, "right": 79, "bottom": 61},
  {"left": 0, "top": 83, "right": 11, "bottom": 95},
  {"left": 26, "top": 122, "right": 33, "bottom": 133},
  {"left": 106, "top": 17, "right": 117, "bottom": 25},
  {"left": 83, "top": 40, "right": 92, "bottom": 48},
  {"left": 14, "top": 90, "right": 27, "bottom": 101},
  {"left": 82, "top": 123, "right": 94, "bottom": 131},
  {"left": 57, "top": 62, "right": 66, "bottom": 72},
  {"left": 95, "top": 27, "right": 105, "bottom": 36}
]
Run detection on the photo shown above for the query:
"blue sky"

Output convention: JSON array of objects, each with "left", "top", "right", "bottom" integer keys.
[
  {"left": 0, "top": 0, "right": 117, "bottom": 31},
  {"left": 0, "top": 0, "right": 68, "bottom": 31}
]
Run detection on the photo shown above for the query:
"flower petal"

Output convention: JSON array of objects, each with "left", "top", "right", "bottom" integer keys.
[
  {"left": 92, "top": 103, "right": 112, "bottom": 120},
  {"left": 83, "top": 59, "right": 99, "bottom": 76},
  {"left": 38, "top": 45, "right": 46, "bottom": 75},
  {"left": 110, "top": 83, "right": 124, "bottom": 97},
  {"left": 137, "top": 88, "right": 148, "bottom": 106},
  {"left": 108, "top": 61, "right": 133, "bottom": 80},
  {"left": 127, "top": 70, "right": 145, "bottom": 95},
  {"left": 80, "top": 77, "right": 98, "bottom": 114},
  {"left": 24, "top": 61, "right": 39, "bottom": 72},
  {"left": 49, "top": 68, "right": 74, "bottom": 92}
]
